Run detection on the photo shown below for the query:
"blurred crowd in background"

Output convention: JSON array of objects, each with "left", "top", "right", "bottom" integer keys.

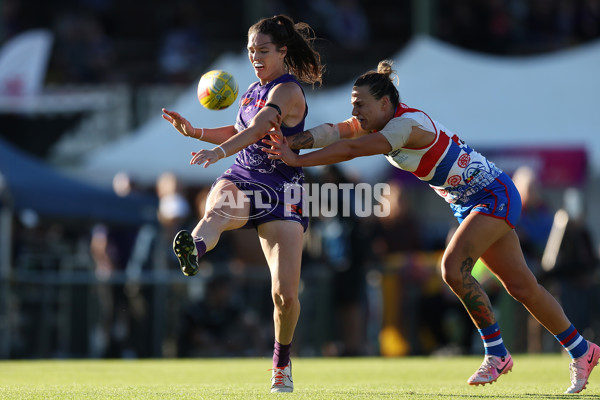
[
  {"left": 1, "top": 0, "right": 599, "bottom": 86},
  {"left": 1, "top": 0, "right": 600, "bottom": 360}
]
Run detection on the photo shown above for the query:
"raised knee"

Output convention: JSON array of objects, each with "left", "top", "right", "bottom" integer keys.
[
  {"left": 203, "top": 208, "right": 227, "bottom": 224},
  {"left": 272, "top": 290, "right": 298, "bottom": 312},
  {"left": 199, "top": 208, "right": 244, "bottom": 233}
]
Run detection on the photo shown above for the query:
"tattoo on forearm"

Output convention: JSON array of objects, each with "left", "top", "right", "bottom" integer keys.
[
  {"left": 288, "top": 131, "right": 314, "bottom": 150},
  {"left": 458, "top": 257, "right": 495, "bottom": 328}
]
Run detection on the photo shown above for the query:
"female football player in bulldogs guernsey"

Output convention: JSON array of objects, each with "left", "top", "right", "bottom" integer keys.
[
  {"left": 162, "top": 15, "right": 324, "bottom": 393},
  {"left": 263, "top": 60, "right": 600, "bottom": 394}
]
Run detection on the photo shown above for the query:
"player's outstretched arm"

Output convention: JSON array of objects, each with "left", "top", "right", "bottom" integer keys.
[
  {"left": 161, "top": 108, "right": 236, "bottom": 144},
  {"left": 187, "top": 104, "right": 283, "bottom": 168},
  {"left": 263, "top": 130, "right": 391, "bottom": 167},
  {"left": 286, "top": 130, "right": 315, "bottom": 150},
  {"left": 287, "top": 117, "right": 366, "bottom": 150}
]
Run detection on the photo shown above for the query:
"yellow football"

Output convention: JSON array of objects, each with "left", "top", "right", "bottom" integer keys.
[{"left": 197, "top": 70, "right": 238, "bottom": 110}]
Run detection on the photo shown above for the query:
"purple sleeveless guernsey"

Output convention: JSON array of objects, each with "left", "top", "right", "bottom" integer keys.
[{"left": 215, "top": 74, "right": 308, "bottom": 230}]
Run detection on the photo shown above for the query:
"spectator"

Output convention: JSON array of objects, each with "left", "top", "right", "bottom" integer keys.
[
  {"left": 328, "top": 0, "right": 370, "bottom": 50},
  {"left": 317, "top": 165, "right": 369, "bottom": 356},
  {"left": 511, "top": 165, "right": 555, "bottom": 352},
  {"left": 542, "top": 188, "right": 599, "bottom": 338},
  {"left": 156, "top": 171, "right": 191, "bottom": 241},
  {"left": 89, "top": 173, "right": 152, "bottom": 358},
  {"left": 370, "top": 179, "right": 427, "bottom": 355},
  {"left": 158, "top": 0, "right": 206, "bottom": 83},
  {"left": 512, "top": 166, "right": 554, "bottom": 276},
  {"left": 52, "top": 10, "right": 116, "bottom": 83}
]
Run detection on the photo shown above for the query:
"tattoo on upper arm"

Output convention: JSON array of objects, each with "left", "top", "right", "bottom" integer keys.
[{"left": 288, "top": 131, "right": 314, "bottom": 150}]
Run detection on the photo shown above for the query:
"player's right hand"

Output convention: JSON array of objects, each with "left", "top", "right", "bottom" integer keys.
[
  {"left": 261, "top": 133, "right": 300, "bottom": 166},
  {"left": 162, "top": 108, "right": 195, "bottom": 138}
]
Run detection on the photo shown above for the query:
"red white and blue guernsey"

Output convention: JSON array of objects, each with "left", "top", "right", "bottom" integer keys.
[{"left": 380, "top": 103, "right": 521, "bottom": 227}]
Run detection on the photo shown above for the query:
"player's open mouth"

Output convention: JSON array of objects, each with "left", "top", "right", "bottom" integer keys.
[{"left": 253, "top": 63, "right": 264, "bottom": 70}]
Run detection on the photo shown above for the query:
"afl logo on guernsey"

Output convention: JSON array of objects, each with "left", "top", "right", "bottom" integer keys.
[{"left": 458, "top": 153, "right": 470, "bottom": 168}]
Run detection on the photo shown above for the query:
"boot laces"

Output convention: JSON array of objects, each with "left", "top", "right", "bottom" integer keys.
[
  {"left": 270, "top": 367, "right": 289, "bottom": 386},
  {"left": 569, "top": 359, "right": 585, "bottom": 384},
  {"left": 478, "top": 355, "right": 501, "bottom": 373}
]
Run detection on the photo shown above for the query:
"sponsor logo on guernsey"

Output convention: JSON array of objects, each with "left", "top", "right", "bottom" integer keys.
[
  {"left": 464, "top": 169, "right": 481, "bottom": 184},
  {"left": 447, "top": 175, "right": 462, "bottom": 186},
  {"left": 458, "top": 153, "right": 470, "bottom": 168},
  {"left": 285, "top": 203, "right": 303, "bottom": 218},
  {"left": 436, "top": 189, "right": 448, "bottom": 197},
  {"left": 387, "top": 148, "right": 403, "bottom": 159}
]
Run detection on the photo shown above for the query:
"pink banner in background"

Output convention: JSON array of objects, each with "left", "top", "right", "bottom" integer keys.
[
  {"left": 482, "top": 146, "right": 588, "bottom": 188},
  {"left": 391, "top": 146, "right": 588, "bottom": 188}
]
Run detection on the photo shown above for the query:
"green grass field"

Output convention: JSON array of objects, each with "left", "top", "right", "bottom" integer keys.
[{"left": 1, "top": 355, "right": 599, "bottom": 399}]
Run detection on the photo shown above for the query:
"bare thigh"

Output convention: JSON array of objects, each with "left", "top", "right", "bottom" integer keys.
[
  {"left": 442, "top": 212, "right": 513, "bottom": 281},
  {"left": 192, "top": 179, "right": 250, "bottom": 247},
  {"left": 481, "top": 229, "right": 536, "bottom": 286},
  {"left": 444, "top": 210, "right": 536, "bottom": 289}
]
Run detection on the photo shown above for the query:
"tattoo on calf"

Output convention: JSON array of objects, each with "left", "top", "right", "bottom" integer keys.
[{"left": 459, "top": 257, "right": 495, "bottom": 328}]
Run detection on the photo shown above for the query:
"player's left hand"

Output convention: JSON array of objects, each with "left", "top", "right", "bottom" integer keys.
[{"left": 190, "top": 149, "right": 220, "bottom": 168}]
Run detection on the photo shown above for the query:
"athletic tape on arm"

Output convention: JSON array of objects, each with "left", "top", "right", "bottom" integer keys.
[
  {"left": 309, "top": 117, "right": 362, "bottom": 147},
  {"left": 337, "top": 117, "right": 362, "bottom": 139}
]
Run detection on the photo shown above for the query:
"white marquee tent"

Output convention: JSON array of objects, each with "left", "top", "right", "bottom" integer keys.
[{"left": 81, "top": 35, "right": 600, "bottom": 186}]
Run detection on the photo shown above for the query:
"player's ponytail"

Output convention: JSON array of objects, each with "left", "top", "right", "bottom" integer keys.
[
  {"left": 249, "top": 15, "right": 324, "bottom": 86},
  {"left": 377, "top": 60, "right": 394, "bottom": 77},
  {"left": 354, "top": 60, "right": 400, "bottom": 108}
]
